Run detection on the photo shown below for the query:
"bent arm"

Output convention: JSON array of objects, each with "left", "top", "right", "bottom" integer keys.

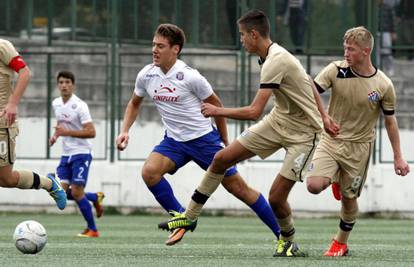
[
  {"left": 203, "top": 93, "right": 229, "bottom": 146},
  {"left": 202, "top": 89, "right": 272, "bottom": 121},
  {"left": 10, "top": 66, "right": 31, "bottom": 105},
  {"left": 309, "top": 76, "right": 328, "bottom": 120},
  {"left": 55, "top": 122, "right": 96, "bottom": 139},
  {"left": 120, "top": 93, "right": 144, "bottom": 134}
]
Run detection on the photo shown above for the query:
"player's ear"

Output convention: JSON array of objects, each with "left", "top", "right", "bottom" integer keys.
[
  {"left": 172, "top": 44, "right": 180, "bottom": 55},
  {"left": 362, "top": 46, "right": 371, "bottom": 56},
  {"left": 251, "top": 29, "right": 259, "bottom": 40}
]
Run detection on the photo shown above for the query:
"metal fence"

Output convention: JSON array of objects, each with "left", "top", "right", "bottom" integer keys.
[{"left": 2, "top": 0, "right": 414, "bottom": 163}]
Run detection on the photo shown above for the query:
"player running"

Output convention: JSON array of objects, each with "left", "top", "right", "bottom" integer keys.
[
  {"left": 50, "top": 71, "right": 105, "bottom": 237},
  {"left": 158, "top": 10, "right": 334, "bottom": 256},
  {"left": 116, "top": 23, "right": 281, "bottom": 246},
  {"left": 0, "top": 39, "right": 66, "bottom": 210}
]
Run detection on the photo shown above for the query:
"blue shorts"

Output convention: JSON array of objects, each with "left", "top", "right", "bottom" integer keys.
[
  {"left": 153, "top": 129, "right": 238, "bottom": 177},
  {"left": 56, "top": 153, "right": 92, "bottom": 186}
]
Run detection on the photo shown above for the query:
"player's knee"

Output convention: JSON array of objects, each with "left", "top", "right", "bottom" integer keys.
[
  {"left": 141, "top": 165, "right": 162, "bottom": 185},
  {"left": 306, "top": 177, "right": 325, "bottom": 194},
  {"left": 212, "top": 151, "right": 231, "bottom": 172},
  {"left": 70, "top": 187, "right": 84, "bottom": 201}
]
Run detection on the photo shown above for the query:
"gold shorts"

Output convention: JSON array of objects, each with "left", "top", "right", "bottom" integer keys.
[
  {"left": 307, "top": 137, "right": 372, "bottom": 198},
  {"left": 238, "top": 119, "right": 319, "bottom": 182},
  {"left": 0, "top": 127, "right": 18, "bottom": 167}
]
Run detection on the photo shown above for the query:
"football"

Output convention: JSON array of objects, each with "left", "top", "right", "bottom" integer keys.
[{"left": 13, "top": 220, "right": 47, "bottom": 254}]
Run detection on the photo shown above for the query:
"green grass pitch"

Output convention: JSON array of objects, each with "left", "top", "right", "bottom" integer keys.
[{"left": 0, "top": 213, "right": 413, "bottom": 266}]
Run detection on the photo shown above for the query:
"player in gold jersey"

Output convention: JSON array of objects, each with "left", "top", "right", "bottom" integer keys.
[
  {"left": 0, "top": 39, "right": 66, "bottom": 209},
  {"left": 158, "top": 10, "right": 335, "bottom": 256},
  {"left": 306, "top": 26, "right": 410, "bottom": 256}
]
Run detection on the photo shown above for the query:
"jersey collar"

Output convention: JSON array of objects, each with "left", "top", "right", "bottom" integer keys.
[
  {"left": 157, "top": 59, "right": 185, "bottom": 77},
  {"left": 258, "top": 42, "right": 275, "bottom": 65}
]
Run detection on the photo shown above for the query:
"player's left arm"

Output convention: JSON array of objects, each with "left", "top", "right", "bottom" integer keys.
[
  {"left": 201, "top": 89, "right": 272, "bottom": 121},
  {"left": 384, "top": 114, "right": 410, "bottom": 176},
  {"left": 203, "top": 93, "right": 229, "bottom": 146},
  {"left": 54, "top": 121, "right": 96, "bottom": 139}
]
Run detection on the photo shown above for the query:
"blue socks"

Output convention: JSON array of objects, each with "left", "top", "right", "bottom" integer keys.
[
  {"left": 147, "top": 177, "right": 185, "bottom": 213},
  {"left": 85, "top": 192, "right": 98, "bottom": 202},
  {"left": 77, "top": 196, "right": 97, "bottom": 231},
  {"left": 67, "top": 189, "right": 98, "bottom": 202},
  {"left": 67, "top": 189, "right": 98, "bottom": 231},
  {"left": 250, "top": 194, "right": 281, "bottom": 238}
]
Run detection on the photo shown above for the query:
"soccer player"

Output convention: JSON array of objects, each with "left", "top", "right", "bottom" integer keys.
[
  {"left": 49, "top": 71, "right": 105, "bottom": 237},
  {"left": 159, "top": 10, "right": 331, "bottom": 256},
  {"left": 306, "top": 26, "right": 410, "bottom": 256},
  {"left": 116, "top": 23, "right": 281, "bottom": 245},
  {"left": 0, "top": 39, "right": 66, "bottom": 210}
]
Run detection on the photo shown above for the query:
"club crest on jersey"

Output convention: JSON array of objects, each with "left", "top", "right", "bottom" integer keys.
[
  {"left": 176, "top": 72, "right": 184, "bottom": 80},
  {"left": 367, "top": 91, "right": 380, "bottom": 103}
]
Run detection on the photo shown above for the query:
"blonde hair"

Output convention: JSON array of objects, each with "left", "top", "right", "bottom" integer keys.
[{"left": 343, "top": 26, "right": 374, "bottom": 50}]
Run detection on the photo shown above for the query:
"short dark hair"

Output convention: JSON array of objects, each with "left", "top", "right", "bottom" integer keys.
[
  {"left": 57, "top": 71, "right": 75, "bottom": 84},
  {"left": 155, "top": 24, "right": 186, "bottom": 54},
  {"left": 237, "top": 9, "right": 270, "bottom": 38}
]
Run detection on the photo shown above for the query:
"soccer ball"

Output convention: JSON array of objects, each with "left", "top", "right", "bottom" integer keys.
[{"left": 13, "top": 220, "right": 47, "bottom": 254}]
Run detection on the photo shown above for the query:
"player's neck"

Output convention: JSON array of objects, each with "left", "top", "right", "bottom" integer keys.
[
  {"left": 160, "top": 58, "right": 177, "bottom": 74},
  {"left": 62, "top": 94, "right": 72, "bottom": 103},
  {"left": 351, "top": 60, "right": 376, "bottom": 76},
  {"left": 257, "top": 39, "right": 273, "bottom": 60}
]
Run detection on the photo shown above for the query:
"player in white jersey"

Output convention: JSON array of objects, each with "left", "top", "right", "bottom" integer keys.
[
  {"left": 50, "top": 71, "right": 105, "bottom": 237},
  {"left": 116, "top": 24, "right": 281, "bottom": 246},
  {"left": 0, "top": 39, "right": 66, "bottom": 210}
]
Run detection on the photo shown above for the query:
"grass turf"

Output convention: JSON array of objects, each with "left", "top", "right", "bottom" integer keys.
[{"left": 0, "top": 213, "right": 413, "bottom": 266}]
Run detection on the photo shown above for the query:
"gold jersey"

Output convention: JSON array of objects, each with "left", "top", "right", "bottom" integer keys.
[
  {"left": 315, "top": 60, "right": 396, "bottom": 142},
  {"left": 0, "top": 39, "right": 20, "bottom": 128},
  {"left": 260, "top": 43, "right": 322, "bottom": 134}
]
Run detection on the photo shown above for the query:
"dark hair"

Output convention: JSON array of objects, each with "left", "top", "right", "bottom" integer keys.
[
  {"left": 155, "top": 24, "right": 186, "bottom": 54},
  {"left": 237, "top": 9, "right": 270, "bottom": 38},
  {"left": 57, "top": 71, "right": 75, "bottom": 84}
]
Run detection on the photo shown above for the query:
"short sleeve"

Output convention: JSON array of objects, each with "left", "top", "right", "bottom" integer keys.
[
  {"left": 381, "top": 83, "right": 396, "bottom": 115},
  {"left": 79, "top": 102, "right": 93, "bottom": 124},
  {"left": 259, "top": 58, "right": 284, "bottom": 89},
  {"left": 133, "top": 67, "right": 148, "bottom": 97},
  {"left": 190, "top": 70, "right": 213, "bottom": 100},
  {"left": 0, "top": 40, "right": 19, "bottom": 65},
  {"left": 315, "top": 62, "right": 337, "bottom": 91},
  {"left": 51, "top": 98, "right": 58, "bottom": 118}
]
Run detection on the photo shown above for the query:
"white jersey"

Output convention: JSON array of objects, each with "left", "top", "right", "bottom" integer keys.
[
  {"left": 134, "top": 59, "right": 214, "bottom": 141},
  {"left": 52, "top": 94, "right": 93, "bottom": 156}
]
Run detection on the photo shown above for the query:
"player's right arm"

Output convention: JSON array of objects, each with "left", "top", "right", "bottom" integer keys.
[
  {"left": 116, "top": 93, "right": 144, "bottom": 151},
  {"left": 308, "top": 75, "right": 339, "bottom": 137},
  {"left": 313, "top": 62, "right": 342, "bottom": 137}
]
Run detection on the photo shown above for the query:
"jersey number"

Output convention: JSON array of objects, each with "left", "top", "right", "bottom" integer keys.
[
  {"left": 77, "top": 167, "right": 84, "bottom": 179},
  {"left": 351, "top": 176, "right": 363, "bottom": 191},
  {"left": 294, "top": 153, "right": 305, "bottom": 169},
  {"left": 0, "top": 141, "right": 8, "bottom": 155}
]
